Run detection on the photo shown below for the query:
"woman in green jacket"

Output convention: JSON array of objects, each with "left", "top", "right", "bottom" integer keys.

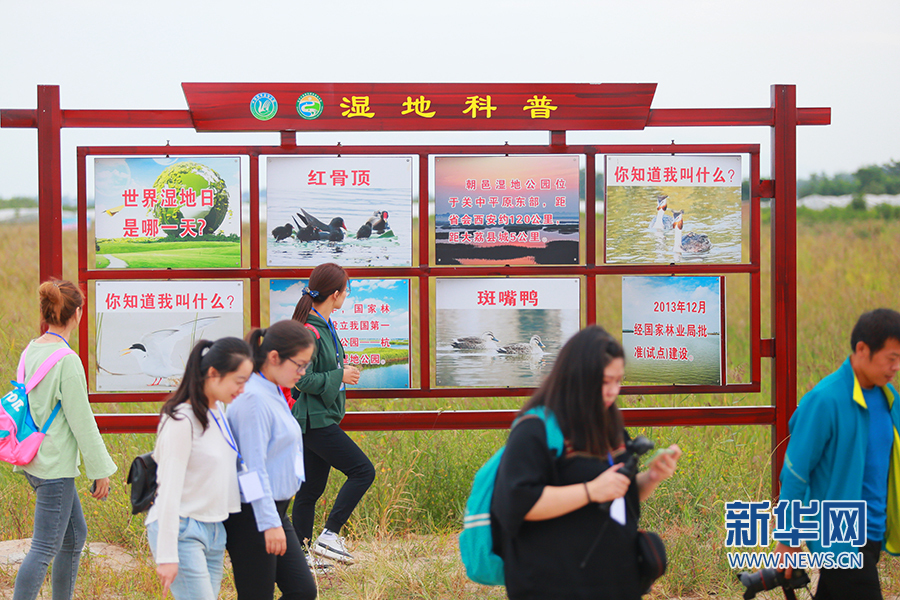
[
  {"left": 290, "top": 263, "right": 372, "bottom": 565},
  {"left": 13, "top": 280, "right": 117, "bottom": 600}
]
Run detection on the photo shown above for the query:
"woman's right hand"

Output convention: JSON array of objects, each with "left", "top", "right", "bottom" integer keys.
[
  {"left": 342, "top": 366, "right": 360, "bottom": 385},
  {"left": 586, "top": 463, "right": 630, "bottom": 503},
  {"left": 156, "top": 563, "right": 178, "bottom": 597},
  {"left": 264, "top": 526, "right": 287, "bottom": 555}
]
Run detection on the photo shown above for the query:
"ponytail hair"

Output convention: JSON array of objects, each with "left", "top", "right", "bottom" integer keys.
[
  {"left": 160, "top": 337, "right": 253, "bottom": 431},
  {"left": 39, "top": 279, "right": 84, "bottom": 327},
  {"left": 291, "top": 262, "right": 348, "bottom": 324},
  {"left": 246, "top": 320, "right": 315, "bottom": 372}
]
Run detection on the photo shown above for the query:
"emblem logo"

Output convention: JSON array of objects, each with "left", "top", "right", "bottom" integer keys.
[
  {"left": 250, "top": 93, "right": 278, "bottom": 121},
  {"left": 296, "top": 93, "right": 324, "bottom": 120}
]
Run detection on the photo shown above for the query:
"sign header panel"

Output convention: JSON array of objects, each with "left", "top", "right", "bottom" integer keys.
[{"left": 182, "top": 83, "right": 657, "bottom": 132}]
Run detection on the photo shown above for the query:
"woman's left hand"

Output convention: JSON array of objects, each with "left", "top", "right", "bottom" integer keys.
[
  {"left": 90, "top": 478, "right": 110, "bottom": 500},
  {"left": 646, "top": 444, "right": 681, "bottom": 482},
  {"left": 156, "top": 563, "right": 178, "bottom": 597}
]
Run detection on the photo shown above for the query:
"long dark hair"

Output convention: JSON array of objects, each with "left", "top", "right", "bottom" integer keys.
[
  {"left": 246, "top": 320, "right": 316, "bottom": 372},
  {"left": 291, "top": 263, "right": 349, "bottom": 324},
  {"left": 521, "top": 326, "right": 626, "bottom": 455},
  {"left": 160, "top": 337, "right": 252, "bottom": 431}
]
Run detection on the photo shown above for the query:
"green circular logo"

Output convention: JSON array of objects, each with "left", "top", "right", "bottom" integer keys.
[
  {"left": 250, "top": 93, "right": 278, "bottom": 121},
  {"left": 296, "top": 93, "right": 324, "bottom": 120}
]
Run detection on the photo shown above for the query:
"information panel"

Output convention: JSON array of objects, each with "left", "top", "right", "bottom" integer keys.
[
  {"left": 605, "top": 155, "right": 742, "bottom": 264},
  {"left": 266, "top": 156, "right": 413, "bottom": 267},
  {"left": 269, "top": 279, "right": 411, "bottom": 390},
  {"left": 95, "top": 280, "right": 244, "bottom": 391},
  {"left": 434, "top": 278, "right": 580, "bottom": 388},
  {"left": 93, "top": 157, "right": 242, "bottom": 269},
  {"left": 434, "top": 155, "right": 581, "bottom": 265},
  {"left": 621, "top": 276, "right": 724, "bottom": 385}
]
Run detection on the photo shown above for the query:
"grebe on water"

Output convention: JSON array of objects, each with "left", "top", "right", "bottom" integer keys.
[
  {"left": 673, "top": 210, "right": 712, "bottom": 254},
  {"left": 648, "top": 194, "right": 673, "bottom": 230}
]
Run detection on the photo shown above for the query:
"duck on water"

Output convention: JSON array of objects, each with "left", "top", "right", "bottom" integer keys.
[
  {"left": 451, "top": 331, "right": 501, "bottom": 350},
  {"left": 496, "top": 335, "right": 546, "bottom": 356},
  {"left": 672, "top": 210, "right": 712, "bottom": 254},
  {"left": 357, "top": 210, "right": 390, "bottom": 239},
  {"left": 293, "top": 209, "right": 348, "bottom": 242}
]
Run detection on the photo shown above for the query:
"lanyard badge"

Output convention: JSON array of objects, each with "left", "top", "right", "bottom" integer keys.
[{"left": 312, "top": 308, "right": 343, "bottom": 368}]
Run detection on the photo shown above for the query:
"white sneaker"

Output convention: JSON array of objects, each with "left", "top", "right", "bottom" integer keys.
[
  {"left": 313, "top": 529, "right": 355, "bottom": 564},
  {"left": 305, "top": 551, "right": 333, "bottom": 572}
]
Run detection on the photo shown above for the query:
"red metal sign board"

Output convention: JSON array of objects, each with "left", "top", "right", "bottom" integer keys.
[{"left": 181, "top": 82, "right": 657, "bottom": 132}]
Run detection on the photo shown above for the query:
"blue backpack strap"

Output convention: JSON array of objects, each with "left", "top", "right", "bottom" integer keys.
[
  {"left": 517, "top": 407, "right": 565, "bottom": 456},
  {"left": 40, "top": 402, "right": 63, "bottom": 434}
]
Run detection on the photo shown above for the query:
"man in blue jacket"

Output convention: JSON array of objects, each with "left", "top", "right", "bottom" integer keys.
[{"left": 775, "top": 308, "right": 900, "bottom": 599}]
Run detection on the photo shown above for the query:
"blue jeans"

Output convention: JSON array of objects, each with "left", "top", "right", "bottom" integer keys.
[
  {"left": 147, "top": 517, "right": 227, "bottom": 600},
  {"left": 13, "top": 473, "right": 87, "bottom": 600}
]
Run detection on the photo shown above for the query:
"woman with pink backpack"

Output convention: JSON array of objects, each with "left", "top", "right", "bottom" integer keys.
[{"left": 12, "top": 279, "right": 117, "bottom": 600}]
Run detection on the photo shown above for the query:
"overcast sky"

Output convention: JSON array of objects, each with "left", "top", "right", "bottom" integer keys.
[{"left": 2, "top": 0, "right": 897, "bottom": 198}]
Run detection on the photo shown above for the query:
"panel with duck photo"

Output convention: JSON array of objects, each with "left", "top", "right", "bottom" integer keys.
[
  {"left": 604, "top": 155, "right": 742, "bottom": 265},
  {"left": 266, "top": 156, "right": 413, "bottom": 267},
  {"left": 434, "top": 278, "right": 580, "bottom": 388}
]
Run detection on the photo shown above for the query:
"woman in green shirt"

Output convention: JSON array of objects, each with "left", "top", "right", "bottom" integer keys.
[
  {"left": 13, "top": 280, "right": 117, "bottom": 600},
  {"left": 290, "top": 263, "right": 372, "bottom": 566}
]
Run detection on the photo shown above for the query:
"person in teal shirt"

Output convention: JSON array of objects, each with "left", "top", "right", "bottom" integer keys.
[
  {"left": 290, "top": 262, "right": 372, "bottom": 567},
  {"left": 775, "top": 308, "right": 900, "bottom": 600}
]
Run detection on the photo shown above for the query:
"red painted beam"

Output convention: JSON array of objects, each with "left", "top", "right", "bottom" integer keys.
[
  {"left": 62, "top": 110, "right": 194, "bottom": 128},
  {"left": 4, "top": 106, "right": 831, "bottom": 131},
  {"left": 95, "top": 406, "right": 777, "bottom": 434},
  {"left": 78, "top": 263, "right": 761, "bottom": 283},
  {"left": 646, "top": 107, "right": 830, "bottom": 128},
  {"left": 0, "top": 108, "right": 37, "bottom": 128},
  {"left": 770, "top": 85, "right": 799, "bottom": 497},
  {"left": 37, "top": 86, "right": 63, "bottom": 282}
]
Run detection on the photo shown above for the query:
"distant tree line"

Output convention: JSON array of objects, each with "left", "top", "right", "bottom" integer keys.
[{"left": 798, "top": 160, "right": 900, "bottom": 197}]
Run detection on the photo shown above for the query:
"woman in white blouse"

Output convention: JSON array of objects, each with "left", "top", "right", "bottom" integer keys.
[{"left": 146, "top": 337, "right": 253, "bottom": 599}]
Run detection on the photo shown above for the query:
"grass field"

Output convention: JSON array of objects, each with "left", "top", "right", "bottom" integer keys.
[
  {"left": 95, "top": 239, "right": 241, "bottom": 269},
  {"left": 2, "top": 215, "right": 900, "bottom": 598}
]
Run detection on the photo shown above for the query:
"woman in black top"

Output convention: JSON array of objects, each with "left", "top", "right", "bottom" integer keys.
[{"left": 492, "top": 326, "right": 681, "bottom": 600}]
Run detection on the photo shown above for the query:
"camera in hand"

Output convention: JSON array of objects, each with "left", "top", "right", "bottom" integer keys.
[
  {"left": 737, "top": 568, "right": 810, "bottom": 599},
  {"left": 615, "top": 435, "right": 655, "bottom": 479}
]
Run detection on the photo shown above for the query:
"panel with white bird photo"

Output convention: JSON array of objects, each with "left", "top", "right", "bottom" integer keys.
[{"left": 94, "top": 280, "right": 244, "bottom": 392}]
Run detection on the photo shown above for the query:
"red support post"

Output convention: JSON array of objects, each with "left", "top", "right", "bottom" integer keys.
[
  {"left": 770, "top": 85, "right": 798, "bottom": 496},
  {"left": 37, "top": 85, "right": 64, "bottom": 283}
]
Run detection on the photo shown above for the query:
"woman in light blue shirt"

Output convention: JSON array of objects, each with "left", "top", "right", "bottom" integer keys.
[{"left": 224, "top": 320, "right": 317, "bottom": 600}]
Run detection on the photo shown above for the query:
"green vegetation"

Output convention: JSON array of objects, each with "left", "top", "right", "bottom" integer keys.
[
  {"left": 95, "top": 238, "right": 240, "bottom": 269},
  {"left": 358, "top": 347, "right": 408, "bottom": 367},
  {"left": 0, "top": 196, "right": 38, "bottom": 209},
  {"left": 3, "top": 218, "right": 900, "bottom": 598},
  {"left": 762, "top": 203, "right": 900, "bottom": 225},
  {"left": 798, "top": 159, "right": 900, "bottom": 197}
]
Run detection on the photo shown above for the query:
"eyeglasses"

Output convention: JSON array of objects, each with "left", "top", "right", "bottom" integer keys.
[
  {"left": 286, "top": 357, "right": 309, "bottom": 374},
  {"left": 345, "top": 283, "right": 352, "bottom": 296}
]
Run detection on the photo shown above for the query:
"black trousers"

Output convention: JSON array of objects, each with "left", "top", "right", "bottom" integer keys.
[
  {"left": 224, "top": 500, "right": 316, "bottom": 600},
  {"left": 292, "top": 424, "right": 375, "bottom": 544},
  {"left": 815, "top": 539, "right": 882, "bottom": 600}
]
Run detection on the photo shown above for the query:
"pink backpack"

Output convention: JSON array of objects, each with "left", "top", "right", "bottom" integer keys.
[{"left": 0, "top": 346, "right": 75, "bottom": 466}]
